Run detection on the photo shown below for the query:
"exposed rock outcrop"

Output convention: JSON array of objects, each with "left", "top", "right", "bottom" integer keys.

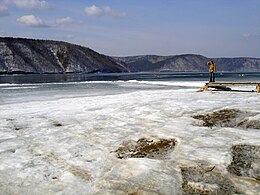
[
  {"left": 227, "top": 144, "right": 260, "bottom": 180},
  {"left": 115, "top": 137, "right": 177, "bottom": 159},
  {"left": 0, "top": 37, "right": 128, "bottom": 74},
  {"left": 193, "top": 108, "right": 260, "bottom": 129},
  {"left": 181, "top": 164, "right": 238, "bottom": 195}
]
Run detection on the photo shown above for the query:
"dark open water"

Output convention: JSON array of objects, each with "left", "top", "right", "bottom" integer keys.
[{"left": 0, "top": 72, "right": 260, "bottom": 84}]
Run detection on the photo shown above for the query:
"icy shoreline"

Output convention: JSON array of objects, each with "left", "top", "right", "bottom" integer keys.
[{"left": 0, "top": 82, "right": 259, "bottom": 194}]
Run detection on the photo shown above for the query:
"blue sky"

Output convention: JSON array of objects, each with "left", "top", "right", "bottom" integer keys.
[{"left": 0, "top": 0, "right": 259, "bottom": 57}]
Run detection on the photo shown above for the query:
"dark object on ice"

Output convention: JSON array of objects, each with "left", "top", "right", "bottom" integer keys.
[
  {"left": 227, "top": 144, "right": 260, "bottom": 180},
  {"left": 209, "top": 85, "right": 232, "bottom": 91},
  {"left": 115, "top": 137, "right": 177, "bottom": 159},
  {"left": 181, "top": 164, "right": 238, "bottom": 195},
  {"left": 53, "top": 122, "right": 63, "bottom": 127}
]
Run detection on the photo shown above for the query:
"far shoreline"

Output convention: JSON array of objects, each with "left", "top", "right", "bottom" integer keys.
[{"left": 1, "top": 72, "right": 259, "bottom": 85}]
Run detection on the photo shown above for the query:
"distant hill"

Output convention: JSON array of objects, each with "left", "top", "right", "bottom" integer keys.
[
  {"left": 212, "top": 58, "right": 260, "bottom": 72},
  {"left": 1, "top": 37, "right": 259, "bottom": 74},
  {"left": 0, "top": 37, "right": 128, "bottom": 74},
  {"left": 114, "top": 55, "right": 260, "bottom": 72}
]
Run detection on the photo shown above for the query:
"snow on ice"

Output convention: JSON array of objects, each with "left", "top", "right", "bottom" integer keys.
[{"left": 0, "top": 81, "right": 259, "bottom": 194}]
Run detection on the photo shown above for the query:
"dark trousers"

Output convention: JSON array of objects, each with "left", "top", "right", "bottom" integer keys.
[{"left": 210, "top": 72, "right": 215, "bottom": 82}]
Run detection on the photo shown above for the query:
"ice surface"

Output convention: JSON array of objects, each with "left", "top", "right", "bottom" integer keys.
[{"left": 0, "top": 80, "right": 259, "bottom": 194}]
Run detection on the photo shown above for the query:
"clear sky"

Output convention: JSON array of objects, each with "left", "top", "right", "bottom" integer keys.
[{"left": 0, "top": 0, "right": 259, "bottom": 57}]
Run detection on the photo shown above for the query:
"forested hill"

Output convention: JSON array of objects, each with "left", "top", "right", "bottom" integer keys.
[
  {"left": 114, "top": 54, "right": 260, "bottom": 72},
  {"left": 0, "top": 37, "right": 128, "bottom": 74}
]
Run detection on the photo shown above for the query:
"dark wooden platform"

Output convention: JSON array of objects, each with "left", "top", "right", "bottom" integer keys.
[{"left": 198, "top": 82, "right": 260, "bottom": 93}]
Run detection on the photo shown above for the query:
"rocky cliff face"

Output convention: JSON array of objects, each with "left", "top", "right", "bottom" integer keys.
[
  {"left": 115, "top": 55, "right": 260, "bottom": 72},
  {"left": 0, "top": 37, "right": 128, "bottom": 74}
]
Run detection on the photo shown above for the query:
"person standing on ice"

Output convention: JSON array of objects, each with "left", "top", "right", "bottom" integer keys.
[{"left": 207, "top": 60, "right": 216, "bottom": 82}]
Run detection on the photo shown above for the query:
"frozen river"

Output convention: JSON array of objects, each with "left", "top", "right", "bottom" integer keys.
[{"left": 0, "top": 77, "right": 260, "bottom": 194}]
